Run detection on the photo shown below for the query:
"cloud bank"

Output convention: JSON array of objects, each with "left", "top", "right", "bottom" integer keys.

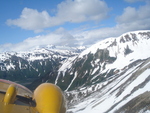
[
  {"left": 6, "top": 0, "right": 109, "bottom": 33},
  {"left": 116, "top": 2, "right": 150, "bottom": 30},
  {"left": 0, "top": 27, "right": 78, "bottom": 52},
  {"left": 73, "top": 1, "right": 150, "bottom": 45},
  {"left": 2, "top": 0, "right": 150, "bottom": 52}
]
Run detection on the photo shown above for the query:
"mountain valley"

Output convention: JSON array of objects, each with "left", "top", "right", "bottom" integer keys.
[{"left": 0, "top": 30, "right": 150, "bottom": 113}]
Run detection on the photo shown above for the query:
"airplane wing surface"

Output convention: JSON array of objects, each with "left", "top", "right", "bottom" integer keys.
[
  {"left": 0, "top": 79, "right": 66, "bottom": 113},
  {"left": 0, "top": 79, "right": 36, "bottom": 113}
]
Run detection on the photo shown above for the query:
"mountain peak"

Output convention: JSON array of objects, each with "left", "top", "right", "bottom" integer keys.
[{"left": 79, "top": 30, "right": 150, "bottom": 58}]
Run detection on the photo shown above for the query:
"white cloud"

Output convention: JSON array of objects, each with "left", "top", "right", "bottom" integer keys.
[
  {"left": 2, "top": 1, "right": 150, "bottom": 52},
  {"left": 6, "top": 0, "right": 109, "bottom": 32},
  {"left": 6, "top": 8, "right": 53, "bottom": 33},
  {"left": 116, "top": 2, "right": 150, "bottom": 30},
  {"left": 0, "top": 27, "right": 79, "bottom": 52},
  {"left": 116, "top": 7, "right": 137, "bottom": 23},
  {"left": 56, "top": 0, "right": 109, "bottom": 23},
  {"left": 74, "top": 2, "right": 150, "bottom": 45}
]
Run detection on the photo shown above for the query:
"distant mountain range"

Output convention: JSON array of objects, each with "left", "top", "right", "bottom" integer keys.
[
  {"left": 0, "top": 45, "right": 85, "bottom": 86},
  {"left": 0, "top": 30, "right": 150, "bottom": 113}
]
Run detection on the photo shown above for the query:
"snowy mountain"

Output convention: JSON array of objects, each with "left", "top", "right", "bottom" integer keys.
[
  {"left": 66, "top": 57, "right": 150, "bottom": 113},
  {"left": 61, "top": 30, "right": 150, "bottom": 113},
  {"left": 0, "top": 45, "right": 85, "bottom": 85},
  {"left": 55, "top": 30, "right": 150, "bottom": 91},
  {"left": 0, "top": 30, "right": 150, "bottom": 112}
]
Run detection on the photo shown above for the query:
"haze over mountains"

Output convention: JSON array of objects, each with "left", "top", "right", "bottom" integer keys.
[{"left": 0, "top": 30, "right": 150, "bottom": 113}]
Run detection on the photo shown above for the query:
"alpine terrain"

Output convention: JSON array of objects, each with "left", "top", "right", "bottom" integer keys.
[{"left": 0, "top": 30, "right": 150, "bottom": 113}]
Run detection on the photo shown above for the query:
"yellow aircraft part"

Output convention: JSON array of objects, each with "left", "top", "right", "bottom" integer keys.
[
  {"left": 3, "top": 84, "right": 17, "bottom": 104},
  {"left": 33, "top": 83, "right": 66, "bottom": 113}
]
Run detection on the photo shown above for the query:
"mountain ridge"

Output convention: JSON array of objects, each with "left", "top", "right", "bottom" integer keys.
[
  {"left": 56, "top": 30, "right": 150, "bottom": 91},
  {"left": 0, "top": 30, "right": 150, "bottom": 112}
]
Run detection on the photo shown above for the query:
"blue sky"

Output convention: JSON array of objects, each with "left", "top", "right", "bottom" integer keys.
[{"left": 0, "top": 0, "right": 150, "bottom": 52}]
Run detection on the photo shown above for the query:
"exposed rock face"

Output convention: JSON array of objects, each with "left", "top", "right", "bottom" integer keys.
[{"left": 115, "top": 91, "right": 150, "bottom": 113}]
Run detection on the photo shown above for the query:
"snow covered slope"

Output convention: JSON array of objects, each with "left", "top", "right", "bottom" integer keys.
[
  {"left": 56, "top": 30, "right": 150, "bottom": 91},
  {"left": 66, "top": 57, "right": 150, "bottom": 113},
  {"left": 79, "top": 30, "right": 150, "bottom": 69},
  {"left": 62, "top": 30, "right": 150, "bottom": 113}
]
